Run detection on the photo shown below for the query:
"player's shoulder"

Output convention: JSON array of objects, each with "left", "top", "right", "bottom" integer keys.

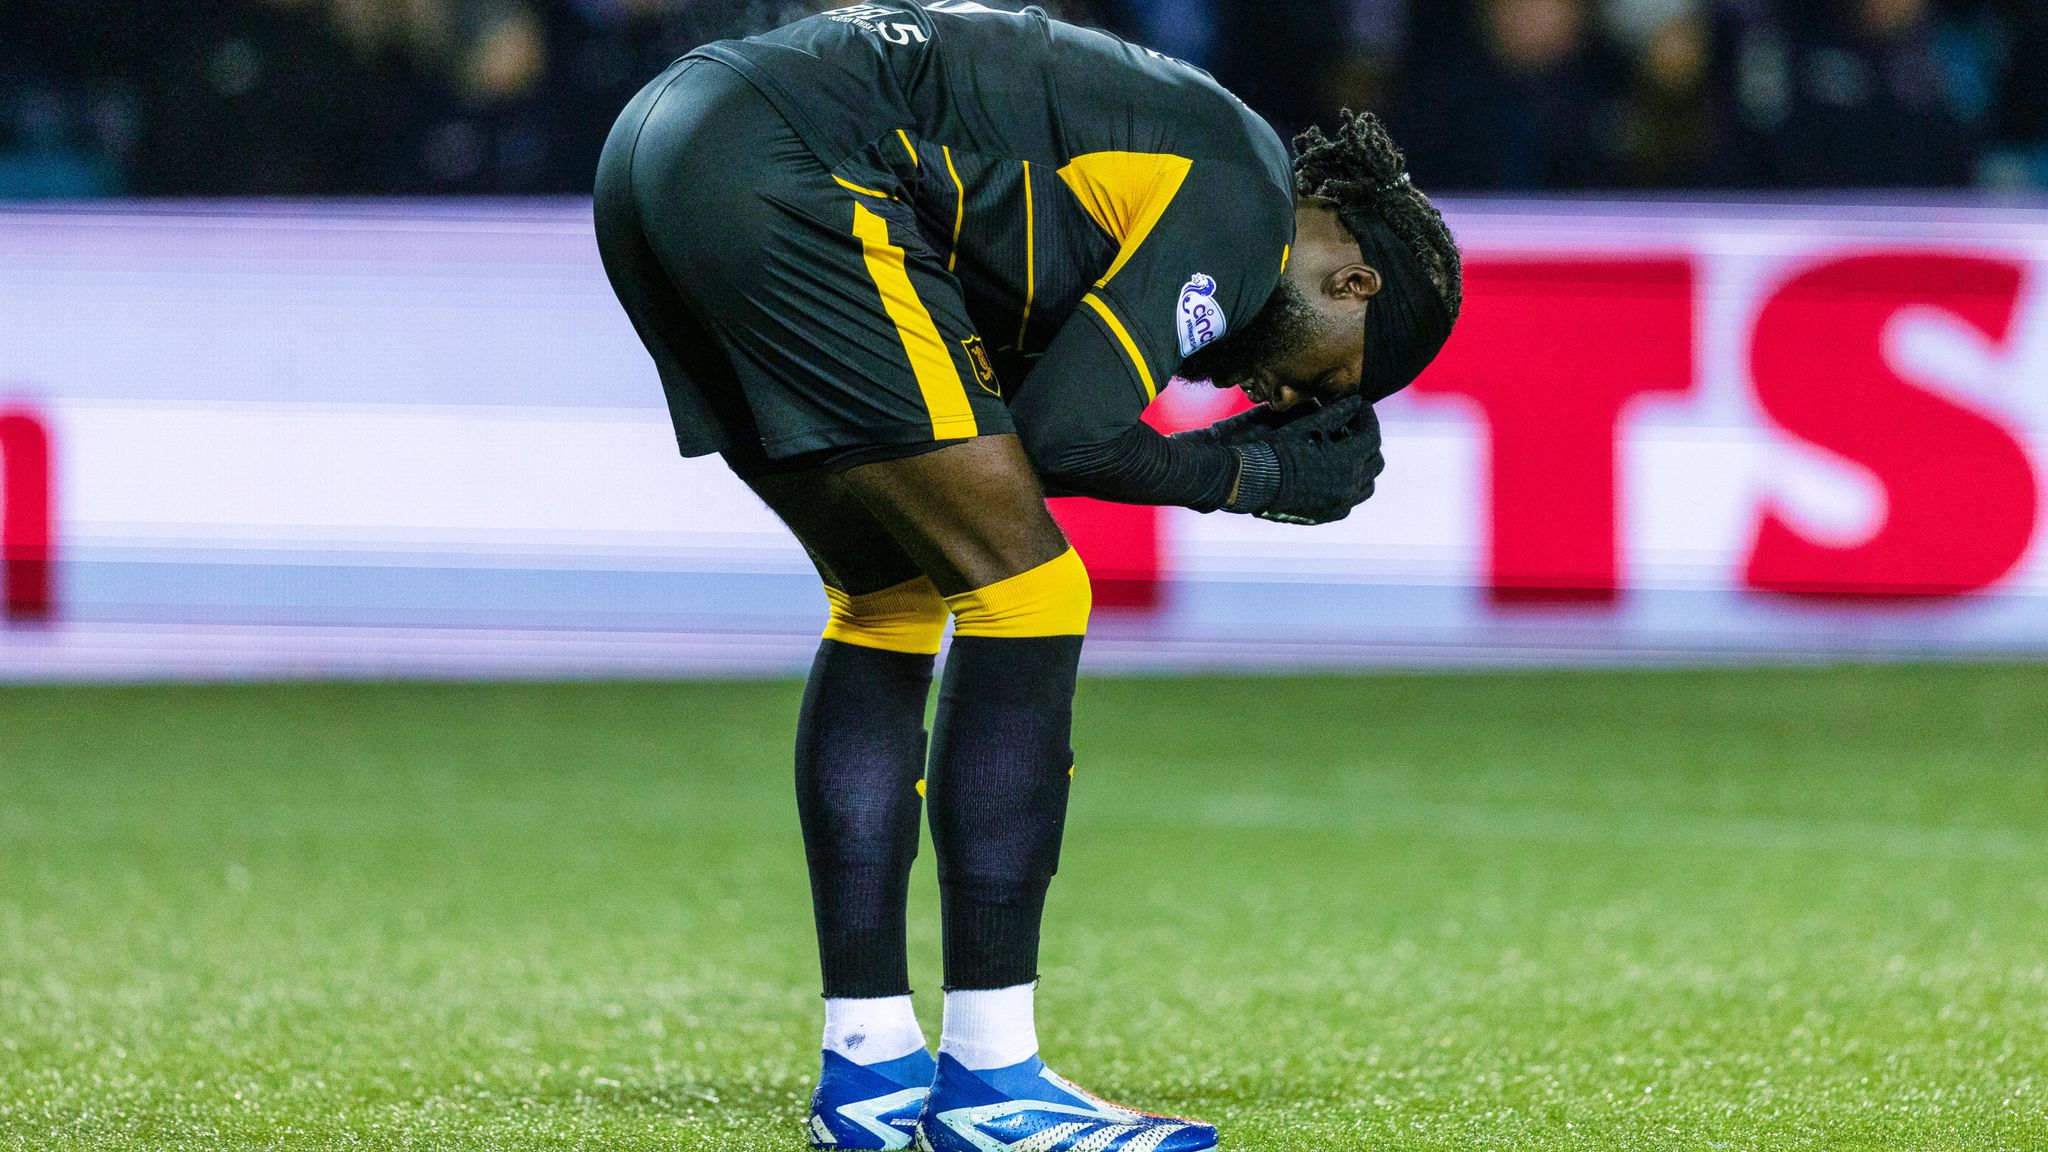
[
  {"left": 733, "top": 2, "right": 936, "bottom": 51},
  {"left": 1037, "top": 19, "right": 1291, "bottom": 191}
]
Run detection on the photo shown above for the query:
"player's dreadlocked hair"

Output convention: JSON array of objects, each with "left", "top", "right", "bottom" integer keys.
[{"left": 1293, "top": 110, "right": 1462, "bottom": 325}]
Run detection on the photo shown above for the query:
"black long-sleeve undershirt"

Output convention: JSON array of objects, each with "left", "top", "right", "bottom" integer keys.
[
  {"left": 1028, "top": 419, "right": 1240, "bottom": 510},
  {"left": 1007, "top": 305, "right": 1239, "bottom": 511}
]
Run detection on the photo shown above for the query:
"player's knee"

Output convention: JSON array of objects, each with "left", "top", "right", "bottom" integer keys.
[
  {"left": 822, "top": 577, "right": 950, "bottom": 655},
  {"left": 945, "top": 547, "right": 1092, "bottom": 639}
]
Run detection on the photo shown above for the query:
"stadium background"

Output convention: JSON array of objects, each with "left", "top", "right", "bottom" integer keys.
[
  {"left": 4, "top": 4, "right": 2047, "bottom": 1152},
  {"left": 6, "top": 0, "right": 2048, "bottom": 676}
]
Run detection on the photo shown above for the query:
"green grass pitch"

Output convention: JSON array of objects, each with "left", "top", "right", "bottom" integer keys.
[{"left": 3, "top": 664, "right": 2046, "bottom": 1150}]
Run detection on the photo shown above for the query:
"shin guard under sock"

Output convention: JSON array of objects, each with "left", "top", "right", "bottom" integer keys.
[
  {"left": 798, "top": 579, "right": 947, "bottom": 999},
  {"left": 930, "top": 550, "right": 1090, "bottom": 991}
]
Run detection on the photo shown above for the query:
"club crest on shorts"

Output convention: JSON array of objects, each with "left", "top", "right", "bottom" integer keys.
[
  {"left": 961, "top": 335, "right": 1000, "bottom": 396},
  {"left": 1178, "top": 273, "right": 1226, "bottom": 357}
]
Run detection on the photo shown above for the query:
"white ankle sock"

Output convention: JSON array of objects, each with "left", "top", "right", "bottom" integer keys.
[
  {"left": 938, "top": 983, "right": 1038, "bottom": 1071},
  {"left": 822, "top": 995, "right": 927, "bottom": 1066}
]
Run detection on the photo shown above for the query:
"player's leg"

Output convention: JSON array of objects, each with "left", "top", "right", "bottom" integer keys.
[
  {"left": 831, "top": 438, "right": 1218, "bottom": 1152},
  {"left": 598, "top": 60, "right": 947, "bottom": 1147},
  {"left": 842, "top": 435, "right": 1079, "bottom": 1076},
  {"left": 739, "top": 460, "right": 947, "bottom": 1149}
]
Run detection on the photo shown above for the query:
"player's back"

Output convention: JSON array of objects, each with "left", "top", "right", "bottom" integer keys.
[
  {"left": 688, "top": 2, "right": 1296, "bottom": 383},
  {"left": 691, "top": 2, "right": 1291, "bottom": 194},
  {"left": 601, "top": 0, "right": 1304, "bottom": 513}
]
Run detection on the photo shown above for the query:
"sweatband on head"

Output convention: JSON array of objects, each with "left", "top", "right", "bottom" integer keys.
[{"left": 1351, "top": 211, "right": 1454, "bottom": 403}]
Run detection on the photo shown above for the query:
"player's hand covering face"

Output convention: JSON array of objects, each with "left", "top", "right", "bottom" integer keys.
[{"left": 1178, "top": 278, "right": 1366, "bottom": 412}]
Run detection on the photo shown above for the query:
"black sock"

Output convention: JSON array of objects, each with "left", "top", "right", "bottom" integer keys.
[
  {"left": 796, "top": 639, "right": 934, "bottom": 999},
  {"left": 927, "top": 634, "right": 1084, "bottom": 990}
]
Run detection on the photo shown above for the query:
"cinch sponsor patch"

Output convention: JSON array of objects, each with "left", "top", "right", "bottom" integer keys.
[{"left": 1178, "top": 273, "right": 1226, "bottom": 357}]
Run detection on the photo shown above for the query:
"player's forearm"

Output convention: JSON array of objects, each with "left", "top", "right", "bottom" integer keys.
[{"left": 1022, "top": 421, "right": 1240, "bottom": 511}]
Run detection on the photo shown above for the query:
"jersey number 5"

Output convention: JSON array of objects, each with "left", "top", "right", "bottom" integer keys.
[{"left": 826, "top": 6, "right": 931, "bottom": 44}]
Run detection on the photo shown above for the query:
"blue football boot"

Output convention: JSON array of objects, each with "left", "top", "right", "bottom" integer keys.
[
  {"left": 915, "top": 1052, "right": 1218, "bottom": 1152},
  {"left": 809, "top": 1047, "right": 938, "bottom": 1149}
]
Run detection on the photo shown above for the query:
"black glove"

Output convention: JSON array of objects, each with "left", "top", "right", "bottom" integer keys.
[
  {"left": 1225, "top": 397, "right": 1384, "bottom": 525},
  {"left": 1168, "top": 402, "right": 1313, "bottom": 448}
]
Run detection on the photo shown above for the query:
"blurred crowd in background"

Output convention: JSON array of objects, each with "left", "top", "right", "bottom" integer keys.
[{"left": 4, "top": 0, "right": 2046, "bottom": 199}]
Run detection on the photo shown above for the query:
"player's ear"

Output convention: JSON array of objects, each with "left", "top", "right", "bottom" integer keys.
[{"left": 1323, "top": 262, "right": 1383, "bottom": 303}]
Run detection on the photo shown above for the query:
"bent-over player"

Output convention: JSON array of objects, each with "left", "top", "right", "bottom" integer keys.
[{"left": 594, "top": 3, "right": 1461, "bottom": 1149}]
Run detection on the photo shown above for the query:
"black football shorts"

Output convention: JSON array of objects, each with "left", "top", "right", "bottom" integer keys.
[{"left": 594, "top": 57, "right": 1012, "bottom": 477}]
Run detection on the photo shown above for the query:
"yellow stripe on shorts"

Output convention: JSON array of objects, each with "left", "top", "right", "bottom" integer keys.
[{"left": 852, "top": 203, "right": 979, "bottom": 440}]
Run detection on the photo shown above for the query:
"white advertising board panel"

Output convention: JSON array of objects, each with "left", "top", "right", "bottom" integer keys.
[{"left": 3, "top": 199, "right": 2047, "bottom": 678}]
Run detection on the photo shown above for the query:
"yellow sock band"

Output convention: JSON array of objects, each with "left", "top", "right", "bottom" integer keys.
[
  {"left": 822, "top": 577, "right": 949, "bottom": 655},
  {"left": 945, "top": 548, "right": 1092, "bottom": 639}
]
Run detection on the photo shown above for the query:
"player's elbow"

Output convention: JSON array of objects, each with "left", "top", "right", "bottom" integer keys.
[
  {"left": 1018, "top": 425, "right": 1118, "bottom": 497},
  {"left": 1015, "top": 420, "right": 1081, "bottom": 478}
]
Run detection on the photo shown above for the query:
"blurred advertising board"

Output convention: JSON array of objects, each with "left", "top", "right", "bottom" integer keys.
[{"left": 3, "top": 198, "right": 2047, "bottom": 679}]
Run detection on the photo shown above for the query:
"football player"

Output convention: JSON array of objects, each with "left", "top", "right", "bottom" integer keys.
[{"left": 594, "top": 4, "right": 1461, "bottom": 1148}]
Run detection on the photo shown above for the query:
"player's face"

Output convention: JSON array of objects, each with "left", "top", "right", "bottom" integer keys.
[{"left": 1178, "top": 278, "right": 1368, "bottom": 411}]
